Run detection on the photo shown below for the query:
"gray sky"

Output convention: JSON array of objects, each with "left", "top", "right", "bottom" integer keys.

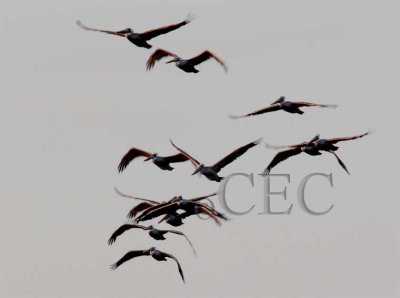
[{"left": 1, "top": 0, "right": 399, "bottom": 297}]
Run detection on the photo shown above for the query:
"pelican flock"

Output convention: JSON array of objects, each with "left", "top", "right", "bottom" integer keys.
[{"left": 77, "top": 11, "right": 371, "bottom": 284}]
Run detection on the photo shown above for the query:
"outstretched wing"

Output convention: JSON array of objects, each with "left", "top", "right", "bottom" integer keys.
[
  {"left": 165, "top": 230, "right": 197, "bottom": 256},
  {"left": 146, "top": 49, "right": 179, "bottom": 70},
  {"left": 110, "top": 249, "right": 149, "bottom": 270},
  {"left": 160, "top": 251, "right": 185, "bottom": 283},
  {"left": 163, "top": 153, "right": 188, "bottom": 163},
  {"left": 212, "top": 139, "right": 262, "bottom": 172},
  {"left": 187, "top": 50, "right": 228, "bottom": 72},
  {"left": 169, "top": 140, "right": 201, "bottom": 167},
  {"left": 136, "top": 202, "right": 180, "bottom": 222},
  {"left": 127, "top": 202, "right": 157, "bottom": 219},
  {"left": 118, "top": 148, "right": 153, "bottom": 173},
  {"left": 329, "top": 151, "right": 350, "bottom": 175},
  {"left": 260, "top": 147, "right": 303, "bottom": 176},
  {"left": 108, "top": 224, "right": 148, "bottom": 245},
  {"left": 76, "top": 20, "right": 127, "bottom": 37},
  {"left": 163, "top": 153, "right": 198, "bottom": 170},
  {"left": 326, "top": 131, "right": 371, "bottom": 144},
  {"left": 292, "top": 101, "right": 338, "bottom": 108},
  {"left": 114, "top": 188, "right": 159, "bottom": 204},
  {"left": 229, "top": 104, "right": 282, "bottom": 119},
  {"left": 139, "top": 14, "right": 193, "bottom": 41}
]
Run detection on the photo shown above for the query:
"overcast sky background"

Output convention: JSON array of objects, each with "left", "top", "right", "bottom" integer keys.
[{"left": 1, "top": 0, "right": 399, "bottom": 297}]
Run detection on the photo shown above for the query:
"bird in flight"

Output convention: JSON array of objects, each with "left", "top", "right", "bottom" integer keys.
[
  {"left": 146, "top": 49, "right": 228, "bottom": 73},
  {"left": 170, "top": 139, "right": 262, "bottom": 182},
  {"left": 108, "top": 224, "right": 196, "bottom": 256},
  {"left": 261, "top": 131, "right": 371, "bottom": 175},
  {"left": 230, "top": 96, "right": 337, "bottom": 119},
  {"left": 118, "top": 147, "right": 196, "bottom": 173},
  {"left": 110, "top": 247, "right": 185, "bottom": 283},
  {"left": 135, "top": 197, "right": 227, "bottom": 226},
  {"left": 76, "top": 14, "right": 193, "bottom": 49},
  {"left": 114, "top": 188, "right": 217, "bottom": 222}
]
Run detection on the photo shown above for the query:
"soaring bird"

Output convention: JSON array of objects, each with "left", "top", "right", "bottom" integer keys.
[
  {"left": 230, "top": 96, "right": 337, "bottom": 119},
  {"left": 110, "top": 247, "right": 185, "bottom": 282},
  {"left": 107, "top": 224, "right": 196, "bottom": 255},
  {"left": 114, "top": 188, "right": 217, "bottom": 221},
  {"left": 118, "top": 147, "right": 195, "bottom": 173},
  {"left": 146, "top": 49, "right": 228, "bottom": 73},
  {"left": 261, "top": 131, "right": 371, "bottom": 175},
  {"left": 76, "top": 14, "right": 193, "bottom": 49},
  {"left": 170, "top": 139, "right": 262, "bottom": 182},
  {"left": 136, "top": 197, "right": 227, "bottom": 226}
]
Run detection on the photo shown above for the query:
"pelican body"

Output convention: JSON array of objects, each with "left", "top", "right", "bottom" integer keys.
[
  {"left": 192, "top": 164, "right": 224, "bottom": 182},
  {"left": 125, "top": 31, "right": 152, "bottom": 48},
  {"left": 147, "top": 49, "right": 228, "bottom": 73},
  {"left": 170, "top": 139, "right": 262, "bottom": 182},
  {"left": 110, "top": 247, "right": 185, "bottom": 282},
  {"left": 76, "top": 15, "right": 193, "bottom": 49},
  {"left": 146, "top": 154, "right": 176, "bottom": 170},
  {"left": 166, "top": 58, "right": 199, "bottom": 73}
]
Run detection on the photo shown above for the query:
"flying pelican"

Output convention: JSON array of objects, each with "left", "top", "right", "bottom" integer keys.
[
  {"left": 136, "top": 198, "right": 227, "bottom": 226},
  {"left": 146, "top": 49, "right": 228, "bottom": 73},
  {"left": 76, "top": 14, "right": 193, "bottom": 49},
  {"left": 110, "top": 247, "right": 185, "bottom": 283},
  {"left": 118, "top": 147, "right": 196, "bottom": 173},
  {"left": 170, "top": 139, "right": 262, "bottom": 182},
  {"left": 260, "top": 131, "right": 371, "bottom": 175},
  {"left": 114, "top": 188, "right": 216, "bottom": 220},
  {"left": 108, "top": 224, "right": 196, "bottom": 256},
  {"left": 157, "top": 206, "right": 225, "bottom": 227},
  {"left": 230, "top": 96, "right": 337, "bottom": 119}
]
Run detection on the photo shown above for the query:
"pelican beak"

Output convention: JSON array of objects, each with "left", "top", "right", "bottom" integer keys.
[
  {"left": 192, "top": 167, "right": 201, "bottom": 176},
  {"left": 144, "top": 156, "right": 153, "bottom": 161},
  {"left": 166, "top": 58, "right": 178, "bottom": 64},
  {"left": 158, "top": 215, "right": 168, "bottom": 224}
]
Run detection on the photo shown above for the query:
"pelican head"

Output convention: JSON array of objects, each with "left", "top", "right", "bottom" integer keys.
[
  {"left": 192, "top": 164, "right": 205, "bottom": 175},
  {"left": 149, "top": 246, "right": 157, "bottom": 254},
  {"left": 144, "top": 153, "right": 157, "bottom": 161},
  {"left": 166, "top": 57, "right": 180, "bottom": 64},
  {"left": 148, "top": 225, "right": 154, "bottom": 230},
  {"left": 307, "top": 135, "right": 320, "bottom": 144}
]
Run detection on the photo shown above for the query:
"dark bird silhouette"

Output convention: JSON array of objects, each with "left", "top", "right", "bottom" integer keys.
[
  {"left": 118, "top": 147, "right": 196, "bottom": 173},
  {"left": 108, "top": 224, "right": 196, "bottom": 256},
  {"left": 76, "top": 14, "right": 193, "bottom": 49},
  {"left": 261, "top": 131, "right": 371, "bottom": 175},
  {"left": 170, "top": 139, "right": 262, "bottom": 182},
  {"left": 146, "top": 49, "right": 227, "bottom": 73},
  {"left": 230, "top": 96, "right": 337, "bottom": 119},
  {"left": 136, "top": 197, "right": 227, "bottom": 226},
  {"left": 114, "top": 188, "right": 217, "bottom": 221},
  {"left": 110, "top": 247, "right": 185, "bottom": 283}
]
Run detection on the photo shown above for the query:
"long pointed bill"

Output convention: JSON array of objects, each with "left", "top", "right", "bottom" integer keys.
[
  {"left": 158, "top": 215, "right": 168, "bottom": 224},
  {"left": 144, "top": 156, "right": 153, "bottom": 161},
  {"left": 166, "top": 58, "right": 178, "bottom": 64},
  {"left": 192, "top": 167, "right": 201, "bottom": 176}
]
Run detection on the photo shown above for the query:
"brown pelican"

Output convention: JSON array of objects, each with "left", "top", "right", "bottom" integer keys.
[
  {"left": 136, "top": 197, "right": 227, "bottom": 226},
  {"left": 170, "top": 139, "right": 262, "bottom": 182},
  {"left": 110, "top": 247, "right": 185, "bottom": 282},
  {"left": 230, "top": 96, "right": 337, "bottom": 119},
  {"left": 76, "top": 14, "right": 193, "bottom": 49},
  {"left": 107, "top": 224, "right": 196, "bottom": 256},
  {"left": 260, "top": 131, "right": 371, "bottom": 175},
  {"left": 114, "top": 188, "right": 216, "bottom": 221},
  {"left": 146, "top": 49, "right": 228, "bottom": 73},
  {"left": 118, "top": 147, "right": 196, "bottom": 173}
]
